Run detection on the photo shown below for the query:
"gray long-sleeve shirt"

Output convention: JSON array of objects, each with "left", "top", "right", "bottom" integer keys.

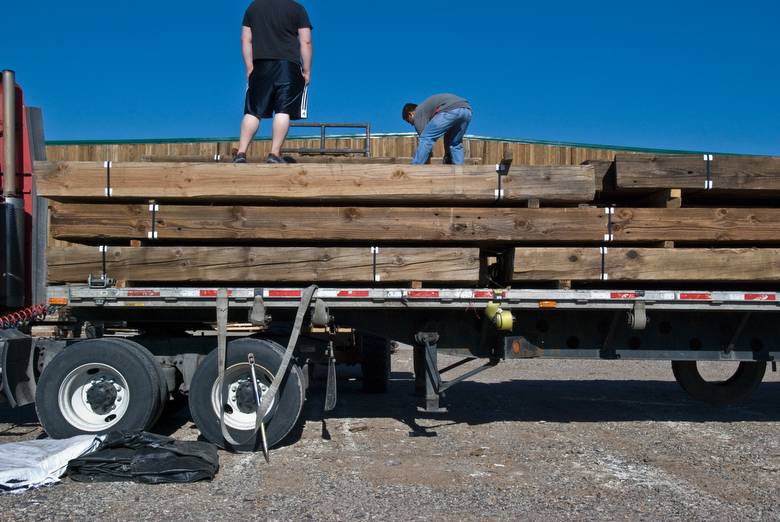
[{"left": 412, "top": 93, "right": 472, "bottom": 135}]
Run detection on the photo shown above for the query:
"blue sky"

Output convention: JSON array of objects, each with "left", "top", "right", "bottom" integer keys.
[{"left": 2, "top": 1, "right": 778, "bottom": 154}]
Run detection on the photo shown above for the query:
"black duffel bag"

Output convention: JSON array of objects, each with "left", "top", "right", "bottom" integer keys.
[{"left": 67, "top": 431, "right": 219, "bottom": 484}]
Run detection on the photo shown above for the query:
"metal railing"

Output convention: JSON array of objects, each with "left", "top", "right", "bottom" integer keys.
[{"left": 281, "top": 122, "right": 370, "bottom": 157}]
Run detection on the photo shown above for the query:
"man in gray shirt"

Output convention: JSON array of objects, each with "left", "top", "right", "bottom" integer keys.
[{"left": 402, "top": 94, "right": 472, "bottom": 165}]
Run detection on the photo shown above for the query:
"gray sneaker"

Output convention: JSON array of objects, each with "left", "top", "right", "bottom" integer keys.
[
  {"left": 265, "top": 154, "right": 285, "bottom": 164},
  {"left": 233, "top": 153, "right": 247, "bottom": 164}
]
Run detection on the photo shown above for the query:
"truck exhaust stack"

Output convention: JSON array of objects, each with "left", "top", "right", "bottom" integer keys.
[{"left": 1, "top": 69, "right": 25, "bottom": 309}]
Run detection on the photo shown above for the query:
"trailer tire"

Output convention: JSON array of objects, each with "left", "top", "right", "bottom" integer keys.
[
  {"left": 93, "top": 338, "right": 169, "bottom": 428},
  {"left": 360, "top": 334, "right": 391, "bottom": 393},
  {"left": 671, "top": 361, "right": 766, "bottom": 406},
  {"left": 188, "top": 338, "right": 305, "bottom": 451},
  {"left": 35, "top": 340, "right": 160, "bottom": 438}
]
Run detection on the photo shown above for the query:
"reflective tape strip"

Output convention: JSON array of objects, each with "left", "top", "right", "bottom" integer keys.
[
  {"left": 611, "top": 292, "right": 639, "bottom": 299},
  {"left": 200, "top": 289, "right": 234, "bottom": 297},
  {"left": 265, "top": 289, "right": 303, "bottom": 298},
  {"left": 406, "top": 290, "right": 440, "bottom": 298},
  {"left": 680, "top": 292, "right": 712, "bottom": 300},
  {"left": 336, "top": 290, "right": 371, "bottom": 298},
  {"left": 127, "top": 290, "right": 161, "bottom": 297},
  {"left": 744, "top": 293, "right": 776, "bottom": 302}
]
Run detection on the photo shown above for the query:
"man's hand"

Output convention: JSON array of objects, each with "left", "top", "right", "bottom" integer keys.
[
  {"left": 246, "top": 67, "right": 254, "bottom": 81},
  {"left": 302, "top": 70, "right": 311, "bottom": 85}
]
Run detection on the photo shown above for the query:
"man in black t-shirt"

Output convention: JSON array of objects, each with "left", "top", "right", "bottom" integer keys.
[{"left": 234, "top": 0, "right": 313, "bottom": 164}]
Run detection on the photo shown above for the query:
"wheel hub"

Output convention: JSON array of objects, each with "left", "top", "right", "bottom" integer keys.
[
  {"left": 85, "top": 379, "right": 119, "bottom": 415},
  {"left": 213, "top": 363, "right": 276, "bottom": 431},
  {"left": 234, "top": 379, "right": 260, "bottom": 414},
  {"left": 58, "top": 362, "right": 131, "bottom": 432}
]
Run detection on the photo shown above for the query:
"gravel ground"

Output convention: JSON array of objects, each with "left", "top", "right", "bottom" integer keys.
[{"left": 1, "top": 348, "right": 778, "bottom": 521}]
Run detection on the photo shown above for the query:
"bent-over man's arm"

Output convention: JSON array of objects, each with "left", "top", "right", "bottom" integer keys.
[
  {"left": 242, "top": 26, "right": 253, "bottom": 79},
  {"left": 299, "top": 27, "right": 312, "bottom": 84}
]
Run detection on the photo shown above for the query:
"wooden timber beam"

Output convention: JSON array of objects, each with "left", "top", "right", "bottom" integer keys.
[
  {"left": 49, "top": 204, "right": 780, "bottom": 244},
  {"left": 47, "top": 246, "right": 480, "bottom": 284},
  {"left": 611, "top": 208, "right": 780, "bottom": 242},
  {"left": 513, "top": 247, "right": 780, "bottom": 281},
  {"left": 49, "top": 203, "right": 607, "bottom": 243},
  {"left": 34, "top": 161, "right": 596, "bottom": 205},
  {"left": 615, "top": 154, "right": 780, "bottom": 191}
]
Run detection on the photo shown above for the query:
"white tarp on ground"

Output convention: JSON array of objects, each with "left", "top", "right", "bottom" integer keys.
[{"left": 0, "top": 435, "right": 104, "bottom": 493}]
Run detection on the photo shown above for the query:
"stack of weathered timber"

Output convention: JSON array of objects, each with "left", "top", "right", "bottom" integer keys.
[{"left": 36, "top": 152, "right": 780, "bottom": 287}]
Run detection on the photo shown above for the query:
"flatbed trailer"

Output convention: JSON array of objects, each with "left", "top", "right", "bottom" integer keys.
[{"left": 1, "top": 72, "right": 778, "bottom": 453}]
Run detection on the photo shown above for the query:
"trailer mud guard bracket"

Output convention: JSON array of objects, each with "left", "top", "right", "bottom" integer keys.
[{"left": 0, "top": 329, "right": 36, "bottom": 407}]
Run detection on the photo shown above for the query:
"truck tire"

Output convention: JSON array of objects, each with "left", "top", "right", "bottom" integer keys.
[
  {"left": 94, "top": 338, "right": 169, "bottom": 428},
  {"left": 360, "top": 334, "right": 391, "bottom": 393},
  {"left": 671, "top": 360, "right": 766, "bottom": 406},
  {"left": 188, "top": 338, "right": 305, "bottom": 452},
  {"left": 35, "top": 339, "right": 161, "bottom": 438}
]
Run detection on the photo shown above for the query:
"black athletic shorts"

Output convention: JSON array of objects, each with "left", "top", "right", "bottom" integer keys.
[{"left": 244, "top": 59, "right": 308, "bottom": 120}]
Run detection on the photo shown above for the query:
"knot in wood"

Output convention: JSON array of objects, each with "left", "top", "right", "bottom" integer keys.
[{"left": 342, "top": 208, "right": 361, "bottom": 221}]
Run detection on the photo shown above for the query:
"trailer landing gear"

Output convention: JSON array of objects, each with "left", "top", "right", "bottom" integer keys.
[{"left": 414, "top": 332, "right": 500, "bottom": 413}]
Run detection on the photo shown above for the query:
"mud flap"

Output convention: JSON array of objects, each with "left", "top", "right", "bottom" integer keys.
[{"left": 0, "top": 329, "right": 36, "bottom": 407}]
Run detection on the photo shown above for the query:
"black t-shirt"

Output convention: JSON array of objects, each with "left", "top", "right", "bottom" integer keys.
[{"left": 242, "top": 0, "right": 312, "bottom": 65}]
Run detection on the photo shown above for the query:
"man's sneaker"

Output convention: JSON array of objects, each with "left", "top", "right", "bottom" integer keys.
[
  {"left": 233, "top": 152, "right": 247, "bottom": 164},
  {"left": 265, "top": 154, "right": 285, "bottom": 164}
]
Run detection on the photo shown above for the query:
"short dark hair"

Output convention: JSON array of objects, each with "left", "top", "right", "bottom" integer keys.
[{"left": 402, "top": 103, "right": 417, "bottom": 122}]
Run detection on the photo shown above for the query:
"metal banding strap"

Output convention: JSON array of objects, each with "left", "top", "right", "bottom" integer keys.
[
  {"left": 704, "top": 154, "right": 714, "bottom": 190},
  {"left": 371, "top": 247, "right": 380, "bottom": 282},
  {"left": 215, "top": 143, "right": 221, "bottom": 162},
  {"left": 103, "top": 161, "right": 113, "bottom": 197},
  {"left": 605, "top": 207, "right": 615, "bottom": 242},
  {"left": 494, "top": 159, "right": 512, "bottom": 202},
  {"left": 600, "top": 246, "right": 609, "bottom": 281},
  {"left": 99, "top": 245, "right": 108, "bottom": 278},
  {"left": 148, "top": 201, "right": 159, "bottom": 240}
]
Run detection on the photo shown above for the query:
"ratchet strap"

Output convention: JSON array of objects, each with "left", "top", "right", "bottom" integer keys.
[{"left": 218, "top": 285, "right": 317, "bottom": 451}]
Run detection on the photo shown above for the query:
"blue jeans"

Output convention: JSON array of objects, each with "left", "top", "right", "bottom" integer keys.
[{"left": 412, "top": 107, "right": 472, "bottom": 165}]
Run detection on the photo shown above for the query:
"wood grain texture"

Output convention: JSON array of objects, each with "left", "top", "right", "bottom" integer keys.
[
  {"left": 49, "top": 203, "right": 607, "bottom": 243},
  {"left": 46, "top": 246, "right": 480, "bottom": 284},
  {"left": 606, "top": 248, "right": 780, "bottom": 281},
  {"left": 35, "top": 161, "right": 595, "bottom": 205},
  {"left": 501, "top": 165, "right": 596, "bottom": 203},
  {"left": 513, "top": 247, "right": 780, "bottom": 281},
  {"left": 513, "top": 248, "right": 602, "bottom": 281},
  {"left": 616, "top": 154, "right": 780, "bottom": 190},
  {"left": 612, "top": 208, "right": 780, "bottom": 242}
]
